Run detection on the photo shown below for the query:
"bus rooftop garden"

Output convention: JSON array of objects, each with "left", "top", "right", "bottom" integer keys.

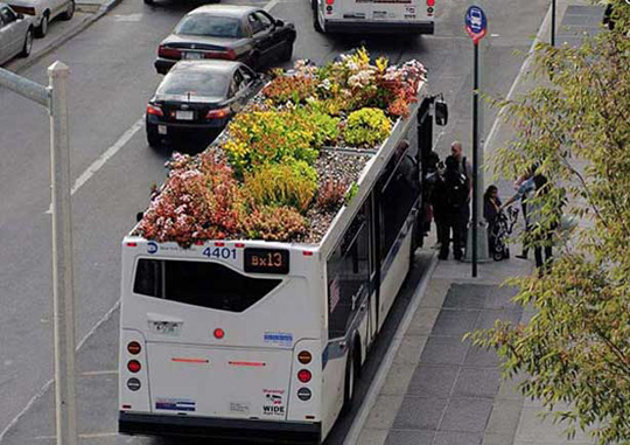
[{"left": 119, "top": 49, "right": 445, "bottom": 443}]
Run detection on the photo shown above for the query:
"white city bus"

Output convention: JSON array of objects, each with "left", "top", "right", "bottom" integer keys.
[
  {"left": 311, "top": 0, "right": 435, "bottom": 34},
  {"left": 118, "top": 93, "right": 444, "bottom": 443}
]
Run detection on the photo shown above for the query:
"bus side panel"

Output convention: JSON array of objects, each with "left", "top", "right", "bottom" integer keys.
[
  {"left": 321, "top": 348, "right": 346, "bottom": 438},
  {"left": 288, "top": 338, "right": 322, "bottom": 422},
  {"left": 379, "top": 224, "right": 413, "bottom": 331}
]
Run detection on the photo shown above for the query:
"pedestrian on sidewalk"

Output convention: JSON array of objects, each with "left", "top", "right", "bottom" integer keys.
[
  {"left": 450, "top": 141, "right": 472, "bottom": 246},
  {"left": 483, "top": 184, "right": 502, "bottom": 256},
  {"left": 424, "top": 151, "right": 444, "bottom": 249},
  {"left": 436, "top": 155, "right": 469, "bottom": 260},
  {"left": 529, "top": 173, "right": 556, "bottom": 275},
  {"left": 502, "top": 168, "right": 536, "bottom": 259}
]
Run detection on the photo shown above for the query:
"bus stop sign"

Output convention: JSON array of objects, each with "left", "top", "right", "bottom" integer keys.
[{"left": 465, "top": 5, "right": 487, "bottom": 44}]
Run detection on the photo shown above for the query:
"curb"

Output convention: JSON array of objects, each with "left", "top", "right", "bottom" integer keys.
[
  {"left": 10, "top": 0, "right": 125, "bottom": 74},
  {"left": 343, "top": 251, "right": 439, "bottom": 445}
]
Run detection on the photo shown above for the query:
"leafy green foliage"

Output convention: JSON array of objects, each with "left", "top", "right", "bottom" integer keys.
[
  {"left": 245, "top": 161, "right": 318, "bottom": 213},
  {"left": 468, "top": 3, "right": 630, "bottom": 443},
  {"left": 241, "top": 205, "right": 308, "bottom": 241},
  {"left": 343, "top": 108, "right": 392, "bottom": 148}
]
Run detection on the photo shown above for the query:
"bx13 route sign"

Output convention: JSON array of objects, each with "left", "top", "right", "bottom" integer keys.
[{"left": 465, "top": 5, "right": 487, "bottom": 44}]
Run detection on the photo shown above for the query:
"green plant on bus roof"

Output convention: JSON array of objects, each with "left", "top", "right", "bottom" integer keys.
[
  {"left": 244, "top": 160, "right": 318, "bottom": 213},
  {"left": 344, "top": 182, "right": 359, "bottom": 206},
  {"left": 343, "top": 107, "right": 392, "bottom": 148},
  {"left": 262, "top": 73, "right": 317, "bottom": 105},
  {"left": 241, "top": 205, "right": 308, "bottom": 242},
  {"left": 298, "top": 104, "right": 341, "bottom": 146},
  {"left": 223, "top": 109, "right": 319, "bottom": 176},
  {"left": 317, "top": 175, "right": 350, "bottom": 212}
]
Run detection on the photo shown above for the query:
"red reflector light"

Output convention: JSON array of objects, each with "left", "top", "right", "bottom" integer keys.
[
  {"left": 146, "top": 104, "right": 164, "bottom": 117},
  {"left": 326, "top": 0, "right": 334, "bottom": 5},
  {"left": 127, "top": 360, "right": 141, "bottom": 373},
  {"left": 122, "top": 404, "right": 132, "bottom": 409},
  {"left": 126, "top": 242, "right": 137, "bottom": 247},
  {"left": 229, "top": 361, "right": 266, "bottom": 367},
  {"left": 303, "top": 251, "right": 313, "bottom": 256},
  {"left": 195, "top": 240, "right": 205, "bottom": 246},
  {"left": 214, "top": 242, "right": 225, "bottom": 247},
  {"left": 206, "top": 107, "right": 232, "bottom": 120},
  {"left": 297, "top": 369, "right": 312, "bottom": 383},
  {"left": 426, "top": 0, "right": 435, "bottom": 5},
  {"left": 298, "top": 351, "right": 312, "bottom": 364},
  {"left": 127, "top": 341, "right": 141, "bottom": 355},
  {"left": 158, "top": 45, "right": 181, "bottom": 59},
  {"left": 213, "top": 328, "right": 225, "bottom": 339},
  {"left": 235, "top": 243, "right": 245, "bottom": 248}
]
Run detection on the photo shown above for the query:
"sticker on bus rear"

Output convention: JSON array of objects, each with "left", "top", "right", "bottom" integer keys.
[
  {"left": 263, "top": 332, "right": 293, "bottom": 347},
  {"left": 155, "top": 398, "right": 196, "bottom": 412}
]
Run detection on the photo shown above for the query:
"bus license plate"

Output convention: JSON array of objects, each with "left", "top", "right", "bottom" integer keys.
[{"left": 176, "top": 110, "right": 194, "bottom": 120}]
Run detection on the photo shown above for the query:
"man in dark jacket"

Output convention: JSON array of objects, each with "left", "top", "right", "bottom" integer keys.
[{"left": 434, "top": 156, "right": 469, "bottom": 260}]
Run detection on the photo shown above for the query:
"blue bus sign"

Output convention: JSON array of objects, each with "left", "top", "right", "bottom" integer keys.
[{"left": 465, "top": 5, "right": 487, "bottom": 44}]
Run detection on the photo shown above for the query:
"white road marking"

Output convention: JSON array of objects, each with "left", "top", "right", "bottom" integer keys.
[
  {"left": 35, "top": 432, "right": 119, "bottom": 440},
  {"left": 0, "top": 301, "right": 121, "bottom": 442},
  {"left": 343, "top": 256, "right": 439, "bottom": 445},
  {"left": 45, "top": 117, "right": 145, "bottom": 214}
]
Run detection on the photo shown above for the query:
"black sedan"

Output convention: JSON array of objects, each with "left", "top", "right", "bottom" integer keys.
[
  {"left": 146, "top": 60, "right": 263, "bottom": 147},
  {"left": 155, "top": 5, "right": 296, "bottom": 75}
]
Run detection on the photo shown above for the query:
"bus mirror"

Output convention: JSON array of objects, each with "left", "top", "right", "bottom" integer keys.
[{"left": 435, "top": 100, "right": 448, "bottom": 126}]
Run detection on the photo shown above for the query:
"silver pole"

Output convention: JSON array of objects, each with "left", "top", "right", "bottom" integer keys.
[{"left": 48, "top": 61, "right": 79, "bottom": 445}]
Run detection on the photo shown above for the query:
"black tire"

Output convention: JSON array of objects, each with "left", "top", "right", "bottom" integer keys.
[
  {"left": 312, "top": 0, "right": 324, "bottom": 33},
  {"left": 35, "top": 13, "right": 49, "bottom": 38},
  {"left": 20, "top": 28, "right": 33, "bottom": 57},
  {"left": 341, "top": 349, "right": 355, "bottom": 414},
  {"left": 493, "top": 249, "right": 504, "bottom": 262},
  {"left": 146, "top": 128, "right": 161, "bottom": 148},
  {"left": 60, "top": 1, "right": 75, "bottom": 20}
]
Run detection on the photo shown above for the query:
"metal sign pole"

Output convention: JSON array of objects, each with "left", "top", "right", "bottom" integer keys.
[
  {"left": 551, "top": 0, "right": 556, "bottom": 46},
  {"left": 472, "top": 43, "right": 479, "bottom": 278}
]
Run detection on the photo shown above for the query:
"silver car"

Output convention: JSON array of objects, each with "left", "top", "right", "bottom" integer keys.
[
  {"left": 9, "top": 0, "right": 73, "bottom": 38},
  {"left": 0, "top": 3, "right": 32, "bottom": 64}
]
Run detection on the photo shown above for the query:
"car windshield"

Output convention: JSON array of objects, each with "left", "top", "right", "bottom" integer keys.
[
  {"left": 157, "top": 70, "right": 229, "bottom": 98},
  {"left": 175, "top": 15, "right": 243, "bottom": 38}
]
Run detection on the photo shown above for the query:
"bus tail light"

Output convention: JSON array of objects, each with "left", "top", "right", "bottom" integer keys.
[
  {"left": 326, "top": 0, "right": 334, "bottom": 4},
  {"left": 127, "top": 341, "right": 142, "bottom": 355},
  {"left": 297, "top": 369, "right": 312, "bottom": 383},
  {"left": 213, "top": 328, "right": 225, "bottom": 339},
  {"left": 298, "top": 351, "right": 312, "bottom": 364},
  {"left": 127, "top": 360, "right": 141, "bottom": 373},
  {"left": 426, "top": 0, "right": 435, "bottom": 6}
]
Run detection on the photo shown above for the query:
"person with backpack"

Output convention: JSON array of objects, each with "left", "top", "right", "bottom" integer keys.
[
  {"left": 435, "top": 155, "right": 470, "bottom": 260},
  {"left": 450, "top": 141, "right": 472, "bottom": 245}
]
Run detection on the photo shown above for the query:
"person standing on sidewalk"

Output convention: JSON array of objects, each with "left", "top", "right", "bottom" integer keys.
[
  {"left": 450, "top": 141, "right": 472, "bottom": 245},
  {"left": 436, "top": 156, "right": 469, "bottom": 260},
  {"left": 503, "top": 169, "right": 536, "bottom": 259}
]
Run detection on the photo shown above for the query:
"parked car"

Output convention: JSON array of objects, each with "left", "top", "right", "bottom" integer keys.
[
  {"left": 9, "top": 0, "right": 73, "bottom": 38},
  {"left": 154, "top": 5, "right": 296, "bottom": 75},
  {"left": 0, "top": 3, "right": 32, "bottom": 64},
  {"left": 146, "top": 60, "right": 263, "bottom": 147}
]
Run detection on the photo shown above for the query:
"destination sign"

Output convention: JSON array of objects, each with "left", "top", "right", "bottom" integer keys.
[{"left": 244, "top": 248, "right": 290, "bottom": 275}]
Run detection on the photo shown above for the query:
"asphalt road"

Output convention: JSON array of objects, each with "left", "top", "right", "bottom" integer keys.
[{"left": 0, "top": 0, "right": 547, "bottom": 441}]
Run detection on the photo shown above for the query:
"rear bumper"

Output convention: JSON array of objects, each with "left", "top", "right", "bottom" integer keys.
[
  {"left": 324, "top": 19, "right": 434, "bottom": 34},
  {"left": 154, "top": 58, "right": 177, "bottom": 74},
  {"left": 119, "top": 412, "right": 321, "bottom": 444},
  {"left": 146, "top": 115, "right": 228, "bottom": 130}
]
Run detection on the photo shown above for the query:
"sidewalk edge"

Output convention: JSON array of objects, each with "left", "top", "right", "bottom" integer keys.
[
  {"left": 11, "top": 0, "right": 125, "bottom": 74},
  {"left": 343, "top": 252, "right": 439, "bottom": 445}
]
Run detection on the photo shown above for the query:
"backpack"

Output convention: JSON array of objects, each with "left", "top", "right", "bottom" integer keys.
[{"left": 444, "top": 170, "right": 469, "bottom": 208}]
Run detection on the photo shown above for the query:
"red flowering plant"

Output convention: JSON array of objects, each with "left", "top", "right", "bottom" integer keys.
[
  {"left": 135, "top": 152, "right": 245, "bottom": 247},
  {"left": 262, "top": 74, "right": 317, "bottom": 105},
  {"left": 241, "top": 205, "right": 308, "bottom": 241}
]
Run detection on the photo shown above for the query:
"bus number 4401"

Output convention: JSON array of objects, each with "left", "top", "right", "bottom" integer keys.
[{"left": 202, "top": 247, "right": 237, "bottom": 260}]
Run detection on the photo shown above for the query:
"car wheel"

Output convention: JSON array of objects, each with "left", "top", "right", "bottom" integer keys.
[
  {"left": 146, "top": 127, "right": 162, "bottom": 148},
  {"left": 20, "top": 28, "right": 33, "bottom": 57},
  {"left": 35, "top": 13, "right": 49, "bottom": 38},
  {"left": 61, "top": 1, "right": 75, "bottom": 20}
]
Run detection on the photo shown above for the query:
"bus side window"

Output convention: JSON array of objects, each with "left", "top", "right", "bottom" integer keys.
[
  {"left": 327, "top": 203, "right": 370, "bottom": 339},
  {"left": 134, "top": 259, "right": 162, "bottom": 297}
]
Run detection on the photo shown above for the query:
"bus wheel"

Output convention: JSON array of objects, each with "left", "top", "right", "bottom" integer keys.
[
  {"left": 342, "top": 341, "right": 359, "bottom": 414},
  {"left": 313, "top": 6, "right": 324, "bottom": 33}
]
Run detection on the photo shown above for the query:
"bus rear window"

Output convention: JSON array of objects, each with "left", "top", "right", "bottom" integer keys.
[{"left": 133, "top": 259, "right": 282, "bottom": 313}]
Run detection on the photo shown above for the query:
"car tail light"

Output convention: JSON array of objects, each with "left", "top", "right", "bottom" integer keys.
[
  {"left": 127, "top": 360, "right": 141, "bottom": 373},
  {"left": 127, "top": 341, "right": 141, "bottom": 355},
  {"left": 158, "top": 45, "right": 181, "bottom": 59},
  {"left": 147, "top": 104, "right": 164, "bottom": 117},
  {"left": 298, "top": 351, "right": 312, "bottom": 365},
  {"left": 297, "top": 369, "right": 312, "bottom": 383},
  {"left": 206, "top": 107, "right": 231, "bottom": 120},
  {"left": 202, "top": 48, "right": 238, "bottom": 60}
]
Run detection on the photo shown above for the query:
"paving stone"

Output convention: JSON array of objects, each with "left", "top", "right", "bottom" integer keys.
[
  {"left": 463, "top": 344, "right": 499, "bottom": 368},
  {"left": 357, "top": 428, "right": 389, "bottom": 445},
  {"left": 485, "top": 399, "right": 523, "bottom": 435},
  {"left": 385, "top": 429, "right": 434, "bottom": 445},
  {"left": 365, "top": 395, "right": 404, "bottom": 430},
  {"left": 439, "top": 398, "right": 493, "bottom": 433},
  {"left": 473, "top": 309, "right": 522, "bottom": 330},
  {"left": 407, "top": 364, "right": 459, "bottom": 398},
  {"left": 443, "top": 285, "right": 488, "bottom": 309},
  {"left": 420, "top": 336, "right": 469, "bottom": 366},
  {"left": 393, "top": 397, "right": 448, "bottom": 430},
  {"left": 434, "top": 430, "right": 483, "bottom": 445},
  {"left": 482, "top": 432, "right": 517, "bottom": 445},
  {"left": 432, "top": 309, "right": 479, "bottom": 337},
  {"left": 452, "top": 368, "right": 501, "bottom": 398},
  {"left": 394, "top": 335, "right": 429, "bottom": 365},
  {"left": 407, "top": 307, "right": 441, "bottom": 336},
  {"left": 381, "top": 362, "right": 415, "bottom": 395}
]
